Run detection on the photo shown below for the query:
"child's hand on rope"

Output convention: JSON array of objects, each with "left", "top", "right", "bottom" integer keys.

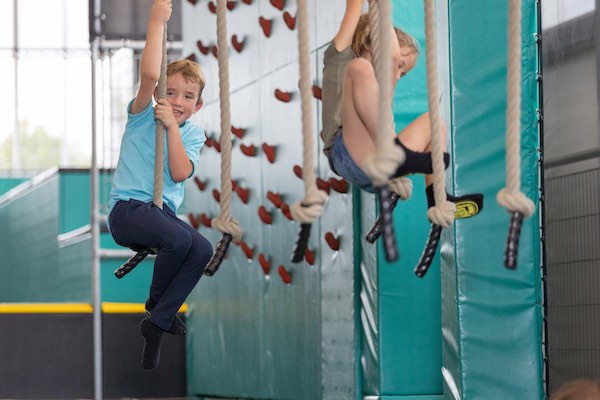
[
  {"left": 150, "top": 0, "right": 172, "bottom": 24},
  {"left": 154, "top": 99, "right": 177, "bottom": 130}
]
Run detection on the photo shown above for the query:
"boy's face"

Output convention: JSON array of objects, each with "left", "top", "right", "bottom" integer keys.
[{"left": 161, "top": 72, "right": 203, "bottom": 124}]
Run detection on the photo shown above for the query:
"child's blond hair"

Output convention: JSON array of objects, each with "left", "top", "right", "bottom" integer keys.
[
  {"left": 167, "top": 59, "right": 206, "bottom": 104},
  {"left": 351, "top": 14, "right": 419, "bottom": 58}
]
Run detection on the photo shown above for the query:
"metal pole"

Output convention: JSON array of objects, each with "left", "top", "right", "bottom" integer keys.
[
  {"left": 90, "top": 0, "right": 103, "bottom": 397},
  {"left": 12, "top": 0, "right": 20, "bottom": 170}
]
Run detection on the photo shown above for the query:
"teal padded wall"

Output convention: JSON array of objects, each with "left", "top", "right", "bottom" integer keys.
[
  {"left": 361, "top": 1, "right": 444, "bottom": 398},
  {"left": 441, "top": 0, "right": 544, "bottom": 399},
  {"left": 0, "top": 170, "right": 91, "bottom": 302},
  {"left": 0, "top": 178, "right": 27, "bottom": 196},
  {"left": 60, "top": 169, "right": 157, "bottom": 303}
]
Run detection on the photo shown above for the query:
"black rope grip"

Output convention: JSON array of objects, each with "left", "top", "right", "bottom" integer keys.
[
  {"left": 291, "top": 223, "right": 312, "bottom": 263},
  {"left": 114, "top": 250, "right": 151, "bottom": 279},
  {"left": 377, "top": 186, "right": 398, "bottom": 262},
  {"left": 204, "top": 233, "right": 233, "bottom": 276},
  {"left": 504, "top": 211, "right": 524, "bottom": 270},
  {"left": 366, "top": 191, "right": 400, "bottom": 244},
  {"left": 414, "top": 224, "right": 442, "bottom": 278}
]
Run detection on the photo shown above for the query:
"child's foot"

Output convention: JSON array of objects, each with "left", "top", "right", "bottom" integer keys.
[
  {"left": 426, "top": 185, "right": 484, "bottom": 219},
  {"left": 145, "top": 299, "right": 187, "bottom": 335},
  {"left": 394, "top": 138, "right": 450, "bottom": 177},
  {"left": 139, "top": 317, "right": 164, "bottom": 370},
  {"left": 365, "top": 192, "right": 400, "bottom": 243}
]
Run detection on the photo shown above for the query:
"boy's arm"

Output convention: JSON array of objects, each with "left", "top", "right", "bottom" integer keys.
[
  {"left": 131, "top": 0, "right": 172, "bottom": 115},
  {"left": 154, "top": 99, "right": 194, "bottom": 182},
  {"left": 333, "top": 0, "right": 366, "bottom": 51}
]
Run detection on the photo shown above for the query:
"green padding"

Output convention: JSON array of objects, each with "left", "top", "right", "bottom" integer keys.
[
  {"left": 0, "top": 178, "right": 28, "bottom": 196},
  {"left": 443, "top": 0, "right": 543, "bottom": 399},
  {"left": 368, "top": 1, "right": 443, "bottom": 396}
]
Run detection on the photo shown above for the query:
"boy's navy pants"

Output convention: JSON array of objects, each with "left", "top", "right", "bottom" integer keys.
[{"left": 109, "top": 199, "right": 213, "bottom": 331}]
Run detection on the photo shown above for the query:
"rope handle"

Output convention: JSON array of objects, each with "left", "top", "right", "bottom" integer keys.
[
  {"left": 204, "top": 233, "right": 233, "bottom": 276},
  {"left": 114, "top": 249, "right": 154, "bottom": 279},
  {"left": 378, "top": 186, "right": 399, "bottom": 262},
  {"left": 504, "top": 211, "right": 523, "bottom": 269},
  {"left": 290, "top": 223, "right": 311, "bottom": 263},
  {"left": 414, "top": 223, "right": 442, "bottom": 277},
  {"left": 366, "top": 191, "right": 400, "bottom": 244}
]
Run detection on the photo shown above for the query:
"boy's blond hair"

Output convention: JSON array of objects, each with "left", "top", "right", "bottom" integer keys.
[
  {"left": 351, "top": 14, "right": 419, "bottom": 59},
  {"left": 167, "top": 59, "right": 206, "bottom": 104}
]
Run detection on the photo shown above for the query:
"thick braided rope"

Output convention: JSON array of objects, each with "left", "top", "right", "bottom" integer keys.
[
  {"left": 388, "top": 177, "right": 412, "bottom": 200},
  {"left": 497, "top": 0, "right": 535, "bottom": 217},
  {"left": 290, "top": 0, "right": 328, "bottom": 224},
  {"left": 424, "top": 0, "right": 454, "bottom": 228},
  {"left": 153, "top": 25, "right": 167, "bottom": 209},
  {"left": 212, "top": 0, "right": 243, "bottom": 241},
  {"left": 362, "top": 0, "right": 405, "bottom": 187}
]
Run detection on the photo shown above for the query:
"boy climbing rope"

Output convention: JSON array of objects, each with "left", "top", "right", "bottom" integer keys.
[
  {"left": 321, "top": 0, "right": 484, "bottom": 238},
  {"left": 107, "top": 0, "right": 212, "bottom": 370}
]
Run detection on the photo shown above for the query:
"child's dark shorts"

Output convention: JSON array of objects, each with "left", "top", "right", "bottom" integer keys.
[{"left": 328, "top": 130, "right": 376, "bottom": 193}]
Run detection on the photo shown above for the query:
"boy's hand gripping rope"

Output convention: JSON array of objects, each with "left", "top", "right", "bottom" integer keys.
[
  {"left": 414, "top": 0, "right": 455, "bottom": 277},
  {"left": 496, "top": 0, "right": 535, "bottom": 269},
  {"left": 204, "top": 0, "right": 244, "bottom": 276},
  {"left": 290, "top": 0, "right": 328, "bottom": 263}
]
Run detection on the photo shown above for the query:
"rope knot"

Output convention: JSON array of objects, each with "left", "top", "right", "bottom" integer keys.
[
  {"left": 427, "top": 200, "right": 456, "bottom": 228},
  {"left": 290, "top": 189, "right": 328, "bottom": 223},
  {"left": 496, "top": 188, "right": 535, "bottom": 218},
  {"left": 388, "top": 177, "right": 412, "bottom": 200},
  {"left": 362, "top": 144, "right": 406, "bottom": 187},
  {"left": 211, "top": 215, "right": 244, "bottom": 243}
]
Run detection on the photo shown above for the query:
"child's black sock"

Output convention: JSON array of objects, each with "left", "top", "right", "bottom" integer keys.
[
  {"left": 393, "top": 138, "right": 450, "bottom": 177},
  {"left": 139, "top": 317, "right": 164, "bottom": 370},
  {"left": 425, "top": 185, "right": 484, "bottom": 219},
  {"left": 146, "top": 298, "right": 187, "bottom": 335}
]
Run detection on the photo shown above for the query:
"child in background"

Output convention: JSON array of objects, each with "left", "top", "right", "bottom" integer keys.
[
  {"left": 107, "top": 0, "right": 212, "bottom": 370},
  {"left": 322, "top": 0, "right": 483, "bottom": 219}
]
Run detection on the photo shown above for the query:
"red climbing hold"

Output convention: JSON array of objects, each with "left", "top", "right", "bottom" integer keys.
[
  {"left": 283, "top": 12, "right": 296, "bottom": 30},
  {"left": 262, "top": 143, "right": 276, "bottom": 164},
  {"left": 278, "top": 265, "right": 292, "bottom": 285},
  {"left": 274, "top": 88, "right": 292, "bottom": 103},
  {"left": 259, "top": 16, "right": 272, "bottom": 38},
  {"left": 258, "top": 205, "right": 273, "bottom": 225},
  {"left": 325, "top": 232, "right": 340, "bottom": 251}
]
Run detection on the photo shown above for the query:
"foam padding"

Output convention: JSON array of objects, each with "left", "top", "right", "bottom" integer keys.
[{"left": 441, "top": 0, "right": 544, "bottom": 398}]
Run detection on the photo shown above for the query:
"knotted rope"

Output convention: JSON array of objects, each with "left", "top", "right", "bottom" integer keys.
[
  {"left": 496, "top": 0, "right": 535, "bottom": 219},
  {"left": 496, "top": 0, "right": 535, "bottom": 269},
  {"left": 153, "top": 25, "right": 168, "bottom": 208},
  {"left": 289, "top": 0, "right": 328, "bottom": 263},
  {"left": 211, "top": 0, "right": 243, "bottom": 243},
  {"left": 424, "top": 0, "right": 454, "bottom": 228},
  {"left": 362, "top": 0, "right": 405, "bottom": 187},
  {"left": 290, "top": 0, "right": 328, "bottom": 224}
]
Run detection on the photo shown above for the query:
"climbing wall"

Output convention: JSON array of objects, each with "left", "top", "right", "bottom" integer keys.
[{"left": 182, "top": 1, "right": 356, "bottom": 399}]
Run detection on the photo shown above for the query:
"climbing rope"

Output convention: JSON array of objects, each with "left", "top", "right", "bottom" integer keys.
[
  {"left": 153, "top": 25, "right": 168, "bottom": 209},
  {"left": 362, "top": 0, "right": 406, "bottom": 187},
  {"left": 205, "top": 0, "right": 245, "bottom": 276},
  {"left": 290, "top": 0, "right": 328, "bottom": 263},
  {"left": 414, "top": 0, "right": 455, "bottom": 277},
  {"left": 114, "top": 24, "right": 168, "bottom": 279},
  {"left": 496, "top": 0, "right": 535, "bottom": 269},
  {"left": 360, "top": 0, "right": 407, "bottom": 262}
]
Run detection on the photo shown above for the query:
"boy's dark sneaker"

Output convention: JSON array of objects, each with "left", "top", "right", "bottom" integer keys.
[
  {"left": 139, "top": 317, "right": 164, "bottom": 370},
  {"left": 145, "top": 298, "right": 187, "bottom": 335}
]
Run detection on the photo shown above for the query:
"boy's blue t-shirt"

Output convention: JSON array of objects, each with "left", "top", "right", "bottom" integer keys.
[{"left": 108, "top": 99, "right": 205, "bottom": 214}]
